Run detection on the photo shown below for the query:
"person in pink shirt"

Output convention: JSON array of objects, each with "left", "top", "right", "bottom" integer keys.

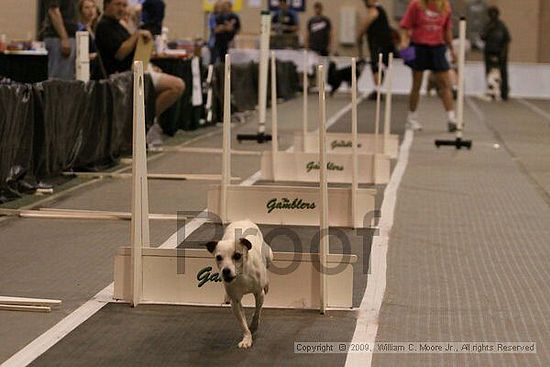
[{"left": 399, "top": 0, "right": 457, "bottom": 132}]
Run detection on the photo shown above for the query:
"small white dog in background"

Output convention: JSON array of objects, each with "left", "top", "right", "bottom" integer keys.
[
  {"left": 206, "top": 220, "right": 273, "bottom": 349},
  {"left": 486, "top": 67, "right": 502, "bottom": 101}
]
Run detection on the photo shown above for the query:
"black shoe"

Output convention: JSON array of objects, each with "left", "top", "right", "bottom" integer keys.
[
  {"left": 367, "top": 91, "right": 377, "bottom": 100},
  {"left": 448, "top": 122, "right": 457, "bottom": 133}
]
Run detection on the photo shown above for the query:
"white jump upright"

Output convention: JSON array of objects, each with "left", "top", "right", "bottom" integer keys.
[
  {"left": 302, "top": 50, "right": 309, "bottom": 148},
  {"left": 257, "top": 13, "right": 270, "bottom": 136},
  {"left": 383, "top": 53, "right": 394, "bottom": 153},
  {"left": 435, "top": 18, "right": 472, "bottom": 149},
  {"left": 130, "top": 61, "right": 150, "bottom": 307},
  {"left": 271, "top": 51, "right": 279, "bottom": 179},
  {"left": 457, "top": 20, "right": 466, "bottom": 137},
  {"left": 220, "top": 55, "right": 232, "bottom": 223},
  {"left": 75, "top": 31, "right": 90, "bottom": 82},
  {"left": 351, "top": 58, "right": 359, "bottom": 228},
  {"left": 318, "top": 65, "right": 329, "bottom": 314},
  {"left": 372, "top": 53, "right": 384, "bottom": 181}
]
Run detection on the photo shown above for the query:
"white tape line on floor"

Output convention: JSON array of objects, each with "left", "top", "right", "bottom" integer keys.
[{"left": 345, "top": 129, "right": 414, "bottom": 367}]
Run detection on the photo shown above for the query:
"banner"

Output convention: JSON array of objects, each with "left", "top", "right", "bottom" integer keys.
[
  {"left": 203, "top": 0, "right": 243, "bottom": 12},
  {"left": 269, "top": 0, "right": 306, "bottom": 12}
]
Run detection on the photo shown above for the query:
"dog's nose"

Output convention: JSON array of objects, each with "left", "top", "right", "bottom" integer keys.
[{"left": 222, "top": 268, "right": 231, "bottom": 276}]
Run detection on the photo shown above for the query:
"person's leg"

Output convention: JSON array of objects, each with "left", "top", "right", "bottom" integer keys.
[
  {"left": 409, "top": 70, "right": 424, "bottom": 112},
  {"left": 434, "top": 71, "right": 458, "bottom": 131},
  {"left": 154, "top": 72, "right": 185, "bottom": 117},
  {"left": 434, "top": 71, "right": 453, "bottom": 112},
  {"left": 406, "top": 70, "right": 424, "bottom": 130},
  {"left": 368, "top": 46, "right": 386, "bottom": 100},
  {"left": 45, "top": 37, "right": 76, "bottom": 80}
]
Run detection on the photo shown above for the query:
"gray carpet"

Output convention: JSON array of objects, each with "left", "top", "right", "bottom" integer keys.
[
  {"left": 373, "top": 97, "right": 550, "bottom": 367},
  {"left": 30, "top": 304, "right": 358, "bottom": 367}
]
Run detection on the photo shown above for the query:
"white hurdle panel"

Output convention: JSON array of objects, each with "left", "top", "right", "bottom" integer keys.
[{"left": 115, "top": 55, "right": 359, "bottom": 312}]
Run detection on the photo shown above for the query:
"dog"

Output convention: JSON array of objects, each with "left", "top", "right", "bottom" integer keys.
[
  {"left": 328, "top": 59, "right": 366, "bottom": 96},
  {"left": 485, "top": 64, "right": 502, "bottom": 101},
  {"left": 206, "top": 220, "right": 273, "bottom": 349}
]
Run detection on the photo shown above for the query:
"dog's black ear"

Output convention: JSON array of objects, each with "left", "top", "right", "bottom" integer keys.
[
  {"left": 205, "top": 241, "right": 218, "bottom": 253},
  {"left": 239, "top": 238, "right": 252, "bottom": 251}
]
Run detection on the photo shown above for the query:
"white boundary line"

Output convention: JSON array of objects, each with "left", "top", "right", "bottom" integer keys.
[
  {"left": 345, "top": 129, "right": 414, "bottom": 367},
  {"left": 516, "top": 98, "right": 550, "bottom": 126},
  {"left": 1, "top": 94, "right": 357, "bottom": 367}
]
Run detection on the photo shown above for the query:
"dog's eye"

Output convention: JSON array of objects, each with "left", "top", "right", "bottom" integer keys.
[
  {"left": 216, "top": 255, "right": 223, "bottom": 262},
  {"left": 233, "top": 253, "right": 242, "bottom": 261}
]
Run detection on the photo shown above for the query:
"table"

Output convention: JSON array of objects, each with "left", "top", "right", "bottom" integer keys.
[{"left": 0, "top": 51, "right": 48, "bottom": 83}]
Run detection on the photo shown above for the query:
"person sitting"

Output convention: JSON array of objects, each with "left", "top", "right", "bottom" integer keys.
[
  {"left": 95, "top": 0, "right": 185, "bottom": 146},
  {"left": 271, "top": 0, "right": 299, "bottom": 35}
]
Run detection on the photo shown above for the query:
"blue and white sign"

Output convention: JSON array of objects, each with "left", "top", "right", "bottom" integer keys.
[{"left": 269, "top": 0, "right": 306, "bottom": 12}]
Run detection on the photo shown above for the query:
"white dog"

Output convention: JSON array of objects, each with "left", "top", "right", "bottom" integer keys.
[{"left": 206, "top": 220, "right": 273, "bottom": 349}]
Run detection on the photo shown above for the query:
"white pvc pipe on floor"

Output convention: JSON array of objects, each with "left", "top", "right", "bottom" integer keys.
[
  {"left": 221, "top": 54, "right": 232, "bottom": 223},
  {"left": 318, "top": 64, "right": 329, "bottom": 314},
  {"left": 351, "top": 57, "right": 359, "bottom": 229},
  {"left": 271, "top": 51, "right": 278, "bottom": 179}
]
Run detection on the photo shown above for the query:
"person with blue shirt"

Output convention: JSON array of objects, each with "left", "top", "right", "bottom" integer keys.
[
  {"left": 213, "top": 1, "right": 241, "bottom": 64},
  {"left": 208, "top": 1, "right": 224, "bottom": 64},
  {"left": 271, "top": 0, "right": 298, "bottom": 35}
]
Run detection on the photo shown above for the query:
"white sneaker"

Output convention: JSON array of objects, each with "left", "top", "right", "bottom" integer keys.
[
  {"left": 407, "top": 113, "right": 423, "bottom": 131},
  {"left": 146, "top": 122, "right": 164, "bottom": 147}
]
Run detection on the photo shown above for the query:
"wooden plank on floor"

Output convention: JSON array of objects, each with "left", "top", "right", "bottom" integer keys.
[{"left": 62, "top": 172, "right": 241, "bottom": 181}]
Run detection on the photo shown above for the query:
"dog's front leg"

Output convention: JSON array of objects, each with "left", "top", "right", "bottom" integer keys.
[
  {"left": 249, "top": 290, "right": 264, "bottom": 333},
  {"left": 231, "top": 299, "right": 252, "bottom": 349}
]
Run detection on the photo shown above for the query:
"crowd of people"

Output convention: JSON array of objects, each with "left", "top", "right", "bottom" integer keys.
[
  {"left": 41, "top": 0, "right": 184, "bottom": 147},
  {"left": 39, "top": 0, "right": 511, "bottom": 135}
]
